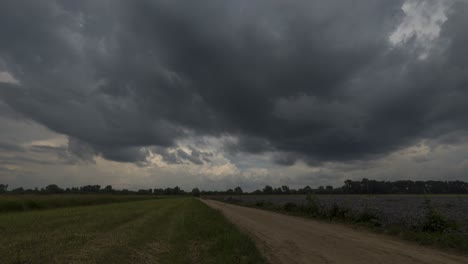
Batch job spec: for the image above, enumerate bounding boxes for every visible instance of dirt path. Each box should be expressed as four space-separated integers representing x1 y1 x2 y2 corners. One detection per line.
202 199 468 264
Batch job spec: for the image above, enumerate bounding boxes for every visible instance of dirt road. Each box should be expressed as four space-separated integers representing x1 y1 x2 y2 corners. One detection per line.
202 199 468 264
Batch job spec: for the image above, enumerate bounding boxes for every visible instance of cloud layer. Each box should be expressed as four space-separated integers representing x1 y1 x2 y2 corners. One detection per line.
1 0 468 168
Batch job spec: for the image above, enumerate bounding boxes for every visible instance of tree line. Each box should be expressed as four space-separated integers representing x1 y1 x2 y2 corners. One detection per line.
1 179 468 195
199 179 468 195
0 184 186 195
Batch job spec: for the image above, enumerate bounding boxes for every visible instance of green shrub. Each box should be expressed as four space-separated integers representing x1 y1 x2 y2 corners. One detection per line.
283 202 298 212
420 198 458 233
225 196 241 204
255 200 265 207
327 202 351 221
304 193 321 216
356 206 382 227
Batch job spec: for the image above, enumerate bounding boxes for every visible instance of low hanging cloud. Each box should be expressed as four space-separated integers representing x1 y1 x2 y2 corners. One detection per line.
0 0 468 166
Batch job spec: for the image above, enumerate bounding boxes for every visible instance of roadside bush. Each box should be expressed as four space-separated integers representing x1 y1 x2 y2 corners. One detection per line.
420 198 458 233
255 200 265 207
226 196 241 204
283 202 298 212
356 206 382 227
327 202 351 221
304 193 321 216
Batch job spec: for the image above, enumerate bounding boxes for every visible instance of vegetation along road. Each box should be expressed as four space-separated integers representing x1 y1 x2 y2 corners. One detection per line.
203 199 468 264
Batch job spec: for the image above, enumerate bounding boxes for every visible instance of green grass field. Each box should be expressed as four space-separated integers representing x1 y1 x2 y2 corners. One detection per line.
0 197 265 264
0 194 159 213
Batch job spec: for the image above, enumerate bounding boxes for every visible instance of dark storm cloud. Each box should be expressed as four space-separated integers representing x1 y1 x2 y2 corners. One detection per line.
0 155 57 166
272 152 299 166
0 136 98 165
1 0 467 165
66 137 96 163
150 146 212 165
152 147 182 165
176 149 203 165
224 136 273 154
0 141 24 152
0 101 23 119
26 141 95 165
0 166 13 172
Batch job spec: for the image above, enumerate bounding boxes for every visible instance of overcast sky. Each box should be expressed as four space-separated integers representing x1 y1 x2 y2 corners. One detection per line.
1 0 468 191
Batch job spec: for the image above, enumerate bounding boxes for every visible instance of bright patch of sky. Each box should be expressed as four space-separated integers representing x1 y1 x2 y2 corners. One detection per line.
0 71 19 84
389 0 452 59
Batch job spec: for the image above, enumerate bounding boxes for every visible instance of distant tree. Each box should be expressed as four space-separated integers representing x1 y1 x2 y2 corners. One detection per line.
164 187 174 195
252 189 262 194
45 184 64 194
11 187 24 194
273 187 283 194
234 187 243 194
0 184 7 193
80 185 101 193
104 185 113 193
317 186 325 194
153 188 165 195
281 185 290 194
263 185 273 194
192 188 200 197
427 181 448 194
361 178 369 193
343 180 362 194
137 189 152 194
447 181 467 194
326 186 333 192
164 186 182 195
300 186 312 194
226 188 234 194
